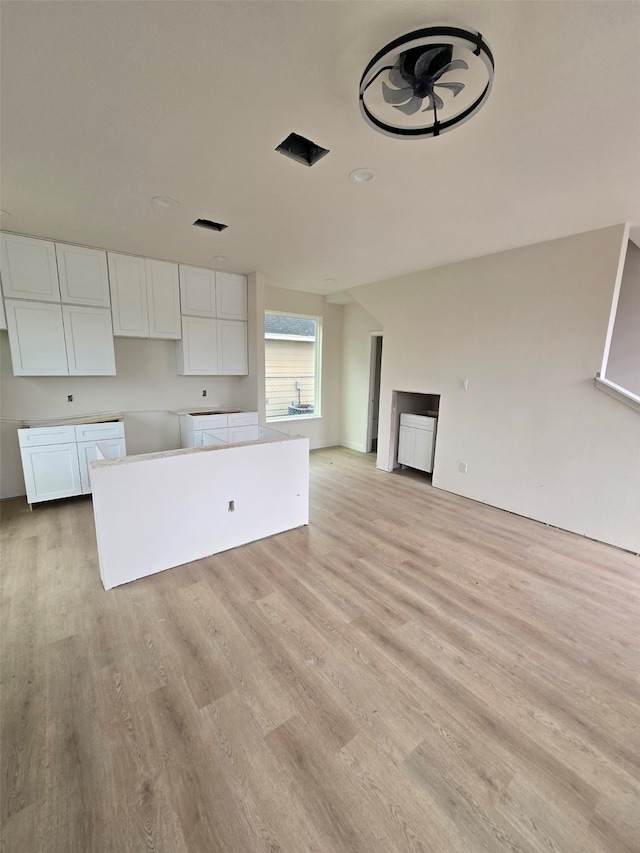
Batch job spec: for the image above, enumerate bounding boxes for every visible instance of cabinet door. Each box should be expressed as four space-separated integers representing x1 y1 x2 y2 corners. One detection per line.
62 305 116 375
56 244 110 307
20 443 81 503
108 252 149 337
5 299 68 375
179 265 216 317
0 233 60 302
146 259 181 339
216 272 247 320
0 283 6 331
413 428 435 473
77 437 126 494
397 425 414 467
228 425 259 443
177 316 218 374
217 319 248 375
201 428 228 446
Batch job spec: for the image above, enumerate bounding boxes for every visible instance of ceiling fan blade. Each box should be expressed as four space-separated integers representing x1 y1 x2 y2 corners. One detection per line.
436 81 465 96
432 59 469 81
382 81 413 105
414 47 447 79
394 95 423 115
388 65 406 89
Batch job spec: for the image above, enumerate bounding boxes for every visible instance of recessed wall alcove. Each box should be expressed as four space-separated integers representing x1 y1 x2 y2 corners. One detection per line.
389 390 440 473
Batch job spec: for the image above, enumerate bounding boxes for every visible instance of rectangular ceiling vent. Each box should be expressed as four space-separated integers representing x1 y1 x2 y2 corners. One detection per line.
193 218 228 232
276 132 329 167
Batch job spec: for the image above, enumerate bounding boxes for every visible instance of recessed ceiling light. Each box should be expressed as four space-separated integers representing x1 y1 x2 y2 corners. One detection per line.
151 196 179 208
349 169 374 184
214 255 228 264
324 277 338 285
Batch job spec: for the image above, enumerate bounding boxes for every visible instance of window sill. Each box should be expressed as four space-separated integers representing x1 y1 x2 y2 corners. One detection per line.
266 415 322 424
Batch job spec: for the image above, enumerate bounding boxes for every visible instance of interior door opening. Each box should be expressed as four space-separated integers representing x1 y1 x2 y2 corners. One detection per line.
367 334 383 453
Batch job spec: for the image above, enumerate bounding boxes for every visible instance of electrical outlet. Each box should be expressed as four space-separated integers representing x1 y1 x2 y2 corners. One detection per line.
228 500 235 512
459 461 468 473
67 394 73 402
202 389 207 397
459 378 469 391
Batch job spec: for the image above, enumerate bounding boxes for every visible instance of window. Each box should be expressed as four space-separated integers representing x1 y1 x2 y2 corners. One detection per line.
265 312 321 420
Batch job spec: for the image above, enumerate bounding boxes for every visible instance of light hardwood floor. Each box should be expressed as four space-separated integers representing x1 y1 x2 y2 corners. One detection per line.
1 447 639 853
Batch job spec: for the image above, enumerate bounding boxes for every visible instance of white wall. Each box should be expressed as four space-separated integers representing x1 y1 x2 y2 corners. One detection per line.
340 303 382 452
264 286 343 449
0 334 255 498
348 225 640 553
607 240 640 396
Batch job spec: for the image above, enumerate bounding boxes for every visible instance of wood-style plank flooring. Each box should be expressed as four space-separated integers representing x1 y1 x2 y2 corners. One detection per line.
1 447 639 853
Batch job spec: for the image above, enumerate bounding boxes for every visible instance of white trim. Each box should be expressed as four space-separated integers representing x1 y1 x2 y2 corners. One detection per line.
600 223 631 379
595 375 640 412
265 333 315 342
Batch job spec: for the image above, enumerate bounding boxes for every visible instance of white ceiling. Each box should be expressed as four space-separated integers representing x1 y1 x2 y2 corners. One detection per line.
1 1 639 296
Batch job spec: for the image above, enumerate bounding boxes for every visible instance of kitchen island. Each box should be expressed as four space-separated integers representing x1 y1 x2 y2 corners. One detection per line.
90 428 309 590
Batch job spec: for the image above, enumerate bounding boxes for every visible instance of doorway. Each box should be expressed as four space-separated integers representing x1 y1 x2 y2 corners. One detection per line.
366 334 383 453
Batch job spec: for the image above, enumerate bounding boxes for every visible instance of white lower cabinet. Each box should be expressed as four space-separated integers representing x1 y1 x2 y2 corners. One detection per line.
19 442 83 504
398 414 436 473
179 411 258 448
5 299 115 376
18 420 126 504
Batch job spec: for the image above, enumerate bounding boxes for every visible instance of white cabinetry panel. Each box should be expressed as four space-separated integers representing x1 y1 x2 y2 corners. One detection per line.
398 414 436 473
217 319 248 375
61 305 116 375
56 244 110 307
0 281 6 331
5 299 68 375
20 443 82 504
77 437 126 494
216 272 247 320
177 316 218 374
18 420 125 504
146 259 181 339
0 233 60 302
179 265 217 317
108 252 149 337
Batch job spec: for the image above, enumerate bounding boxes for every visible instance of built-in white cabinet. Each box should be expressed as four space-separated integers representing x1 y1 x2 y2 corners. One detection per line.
0 233 60 302
177 315 219 374
5 299 115 376
62 304 117 375
216 271 248 321
179 265 217 317
178 410 259 448
217 319 248 374
145 259 181 338
1 278 8 330
398 413 436 473
18 420 126 504
109 253 181 339
56 244 110 307
178 267 248 375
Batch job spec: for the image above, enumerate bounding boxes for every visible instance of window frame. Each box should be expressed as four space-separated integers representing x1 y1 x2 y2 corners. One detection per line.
264 310 322 422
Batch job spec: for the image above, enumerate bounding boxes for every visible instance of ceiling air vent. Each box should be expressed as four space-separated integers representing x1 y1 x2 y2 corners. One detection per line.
276 132 329 167
193 218 228 231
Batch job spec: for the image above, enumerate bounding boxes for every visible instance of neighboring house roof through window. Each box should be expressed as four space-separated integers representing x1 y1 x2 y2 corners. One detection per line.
264 315 316 337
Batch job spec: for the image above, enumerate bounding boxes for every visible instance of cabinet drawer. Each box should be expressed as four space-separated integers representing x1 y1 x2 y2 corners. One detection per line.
18 425 77 447
191 414 228 431
400 413 436 430
74 421 125 442
227 411 258 427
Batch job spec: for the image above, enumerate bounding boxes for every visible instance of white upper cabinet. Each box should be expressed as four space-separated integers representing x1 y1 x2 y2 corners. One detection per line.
56 244 110 307
108 252 149 337
0 233 60 302
4 299 115 376
179 265 217 317
109 253 181 339
176 315 218 374
216 272 247 321
217 319 248 374
61 305 116 375
145 259 181 339
4 299 69 375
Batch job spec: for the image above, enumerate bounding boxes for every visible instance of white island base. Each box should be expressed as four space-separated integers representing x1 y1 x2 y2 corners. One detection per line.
90 431 309 589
